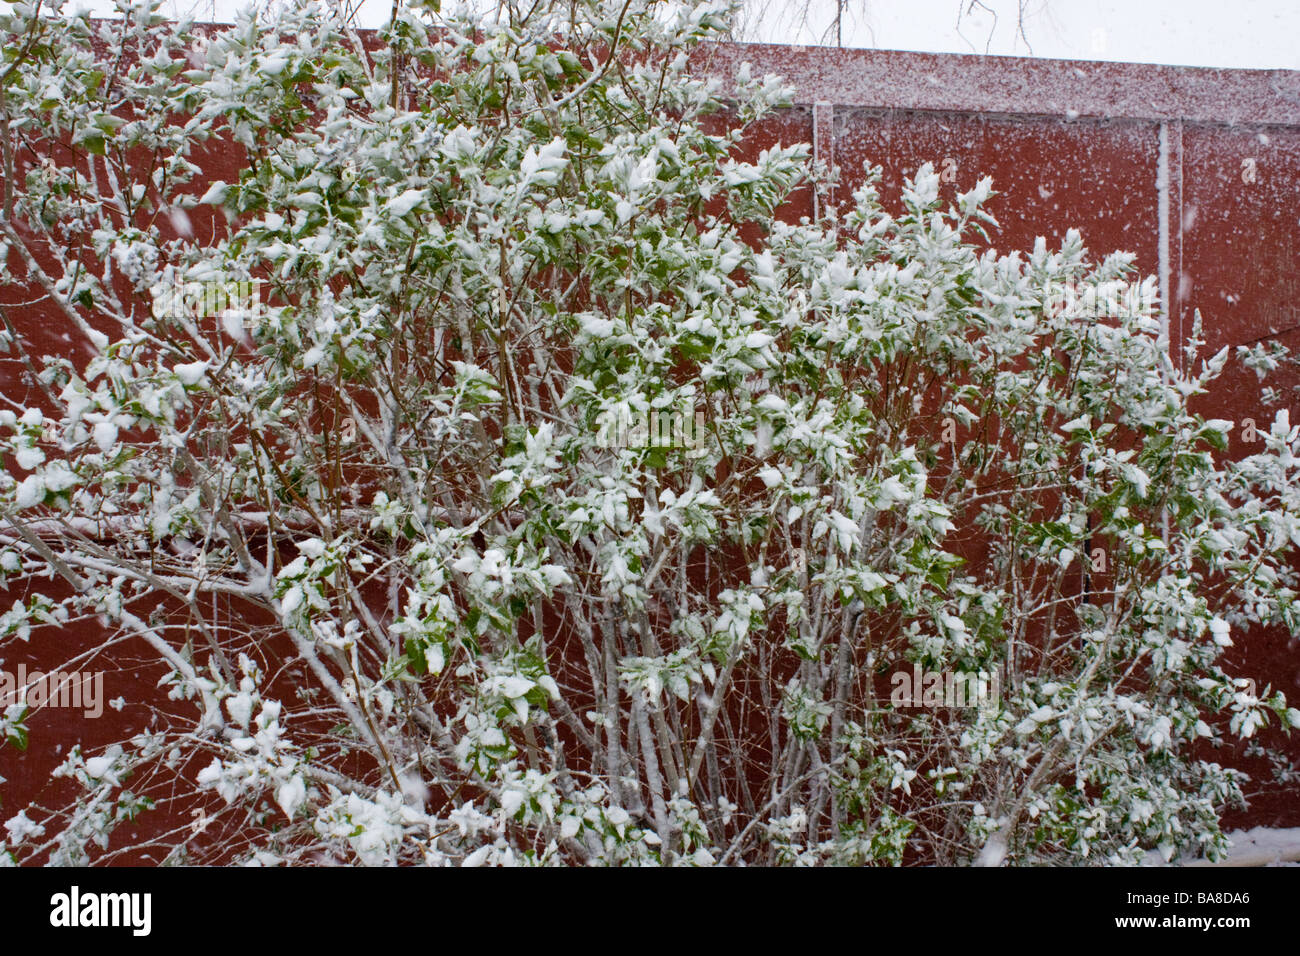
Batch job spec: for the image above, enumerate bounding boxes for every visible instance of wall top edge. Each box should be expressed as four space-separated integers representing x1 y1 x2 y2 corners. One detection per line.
693 42 1300 127
80 19 1300 128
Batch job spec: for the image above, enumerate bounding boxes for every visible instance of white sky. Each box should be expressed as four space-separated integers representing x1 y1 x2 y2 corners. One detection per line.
740 0 1300 70
73 0 1300 71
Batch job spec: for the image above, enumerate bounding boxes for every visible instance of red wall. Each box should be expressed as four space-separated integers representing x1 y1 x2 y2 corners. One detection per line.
706 43 1300 827
3 37 1298 854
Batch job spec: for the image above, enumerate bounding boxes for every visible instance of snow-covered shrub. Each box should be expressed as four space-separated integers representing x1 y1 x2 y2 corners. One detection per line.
0 0 1297 866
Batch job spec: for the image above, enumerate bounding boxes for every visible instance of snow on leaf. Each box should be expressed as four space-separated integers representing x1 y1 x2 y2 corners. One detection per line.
276 776 306 820
174 361 209 386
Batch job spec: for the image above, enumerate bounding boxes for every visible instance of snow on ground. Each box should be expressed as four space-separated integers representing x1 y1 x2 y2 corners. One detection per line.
1144 827 1300 866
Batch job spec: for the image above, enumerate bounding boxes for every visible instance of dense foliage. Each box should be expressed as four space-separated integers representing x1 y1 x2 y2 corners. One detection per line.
0 0 1297 865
